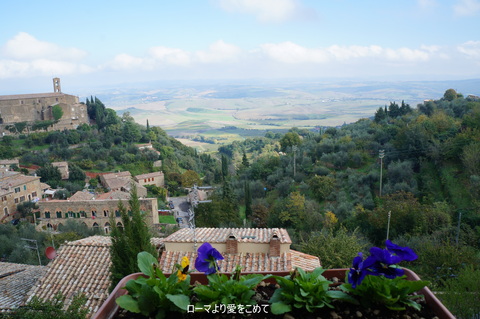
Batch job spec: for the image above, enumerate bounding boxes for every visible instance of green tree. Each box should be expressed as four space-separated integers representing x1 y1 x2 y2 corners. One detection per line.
181 170 202 188
68 164 86 183
51 105 64 121
299 227 369 268
109 185 157 291
279 131 302 152
36 165 62 186
308 175 335 202
9 292 88 319
443 88 458 101
374 107 386 123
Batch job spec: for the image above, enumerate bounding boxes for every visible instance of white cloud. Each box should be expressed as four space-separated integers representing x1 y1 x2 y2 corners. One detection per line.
148 47 191 66
215 0 312 22
196 40 242 63
2 32 87 61
259 43 433 64
260 42 328 63
0 32 92 78
457 41 480 58
454 0 480 16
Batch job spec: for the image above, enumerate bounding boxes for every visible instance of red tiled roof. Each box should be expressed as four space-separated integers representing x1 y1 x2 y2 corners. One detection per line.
26 236 164 318
0 262 46 312
159 250 320 273
164 228 292 244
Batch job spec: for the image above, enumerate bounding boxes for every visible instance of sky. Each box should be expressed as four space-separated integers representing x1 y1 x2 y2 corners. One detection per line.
1 0 480 94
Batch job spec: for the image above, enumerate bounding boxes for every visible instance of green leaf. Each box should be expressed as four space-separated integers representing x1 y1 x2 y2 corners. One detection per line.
270 302 291 315
166 294 190 311
326 290 359 305
116 295 140 313
138 252 158 277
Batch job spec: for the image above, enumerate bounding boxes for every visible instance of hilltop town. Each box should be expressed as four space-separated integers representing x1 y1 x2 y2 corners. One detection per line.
0 79 479 318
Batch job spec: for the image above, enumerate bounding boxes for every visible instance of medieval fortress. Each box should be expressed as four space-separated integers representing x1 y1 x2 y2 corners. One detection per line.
0 78 89 134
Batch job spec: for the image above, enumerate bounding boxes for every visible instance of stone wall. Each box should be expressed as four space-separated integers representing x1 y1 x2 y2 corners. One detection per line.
36 197 158 231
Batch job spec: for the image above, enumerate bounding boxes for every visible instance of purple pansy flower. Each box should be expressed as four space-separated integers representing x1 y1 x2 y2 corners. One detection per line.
195 242 224 275
366 247 404 279
385 240 418 262
348 252 369 289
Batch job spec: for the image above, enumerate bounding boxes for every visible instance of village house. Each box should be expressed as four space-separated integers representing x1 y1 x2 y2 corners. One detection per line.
159 227 321 273
0 171 42 220
99 171 147 197
35 190 158 233
52 161 69 180
0 159 19 171
134 171 165 188
0 78 88 134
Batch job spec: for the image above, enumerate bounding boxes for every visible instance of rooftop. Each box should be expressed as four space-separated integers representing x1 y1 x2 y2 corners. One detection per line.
164 227 292 244
25 236 163 318
134 171 164 180
159 249 320 273
0 262 46 313
0 92 67 101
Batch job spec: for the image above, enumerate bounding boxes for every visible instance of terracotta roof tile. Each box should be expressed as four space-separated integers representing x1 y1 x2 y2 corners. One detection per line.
290 250 321 270
134 172 164 180
164 228 292 244
0 262 47 312
26 236 163 318
159 250 298 273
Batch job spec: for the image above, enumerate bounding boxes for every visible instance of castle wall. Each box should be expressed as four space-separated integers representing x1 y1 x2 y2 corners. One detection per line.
0 92 88 133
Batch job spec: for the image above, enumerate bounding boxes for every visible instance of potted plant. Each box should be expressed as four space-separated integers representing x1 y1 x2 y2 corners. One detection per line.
93 241 455 319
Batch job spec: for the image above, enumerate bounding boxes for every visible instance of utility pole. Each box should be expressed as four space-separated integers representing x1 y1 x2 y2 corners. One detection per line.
456 211 462 246
292 145 298 177
188 184 212 251
379 149 385 197
386 211 392 241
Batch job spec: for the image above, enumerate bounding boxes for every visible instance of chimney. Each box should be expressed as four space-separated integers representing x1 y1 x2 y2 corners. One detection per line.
226 232 238 254
269 230 280 257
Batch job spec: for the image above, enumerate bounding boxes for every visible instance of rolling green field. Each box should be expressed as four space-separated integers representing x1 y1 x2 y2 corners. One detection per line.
108 79 480 151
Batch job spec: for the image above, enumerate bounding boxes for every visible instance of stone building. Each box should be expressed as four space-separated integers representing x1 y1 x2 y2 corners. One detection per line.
134 171 165 188
159 228 321 273
0 171 42 219
52 161 69 180
99 171 147 197
0 78 88 134
35 191 158 232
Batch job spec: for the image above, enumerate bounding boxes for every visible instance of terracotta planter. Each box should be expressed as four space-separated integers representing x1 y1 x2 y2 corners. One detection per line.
92 269 455 319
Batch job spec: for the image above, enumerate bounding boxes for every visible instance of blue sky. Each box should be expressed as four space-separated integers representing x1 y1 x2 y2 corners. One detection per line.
1 0 480 93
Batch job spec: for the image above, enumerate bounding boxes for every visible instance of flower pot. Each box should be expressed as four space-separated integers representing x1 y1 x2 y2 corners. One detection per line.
93 269 455 319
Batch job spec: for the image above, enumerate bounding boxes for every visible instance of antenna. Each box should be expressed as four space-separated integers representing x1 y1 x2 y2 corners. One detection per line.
20 238 42 265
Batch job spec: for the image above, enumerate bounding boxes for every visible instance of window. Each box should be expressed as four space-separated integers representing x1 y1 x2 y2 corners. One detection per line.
14 198 19 204
80 211 86 218
92 210 97 217
4 207 8 216
32 192 37 198
68 211 74 218
1 196 6 201
14 187 20 193
24 185 26 190
103 210 108 217
19 196 25 202
56 211 62 218
45 211 51 219
115 210 120 217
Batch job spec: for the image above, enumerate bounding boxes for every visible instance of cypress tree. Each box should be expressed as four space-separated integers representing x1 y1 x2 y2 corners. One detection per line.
109 185 157 291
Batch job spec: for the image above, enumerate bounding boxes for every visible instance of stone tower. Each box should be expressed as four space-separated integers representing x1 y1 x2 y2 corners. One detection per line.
53 77 61 93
